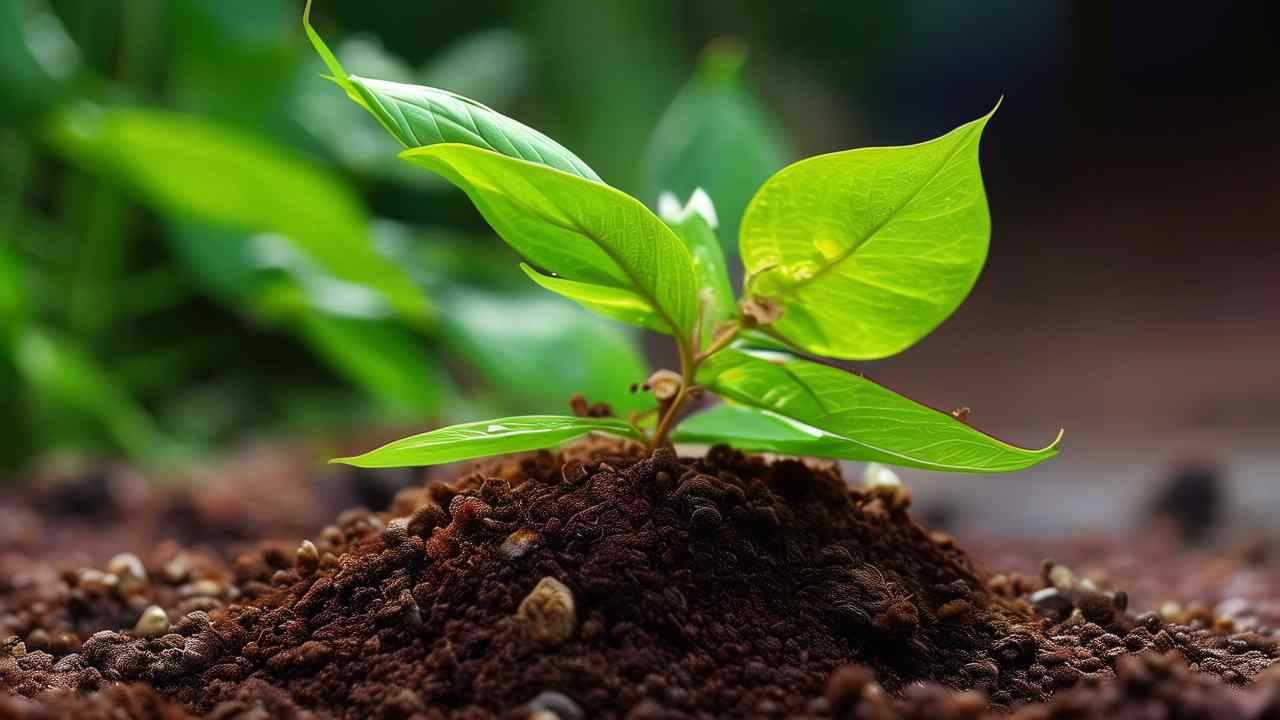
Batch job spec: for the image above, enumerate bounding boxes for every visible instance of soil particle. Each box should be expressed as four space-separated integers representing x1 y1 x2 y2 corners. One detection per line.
514 577 577 647
2 440 1278 718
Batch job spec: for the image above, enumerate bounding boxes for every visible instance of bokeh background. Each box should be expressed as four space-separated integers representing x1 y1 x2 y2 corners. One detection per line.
1 1 1276 537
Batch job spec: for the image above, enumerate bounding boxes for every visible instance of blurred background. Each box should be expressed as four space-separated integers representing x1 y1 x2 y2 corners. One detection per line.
1 0 1276 538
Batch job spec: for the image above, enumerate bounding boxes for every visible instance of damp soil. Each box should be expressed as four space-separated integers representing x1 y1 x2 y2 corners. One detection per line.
2 440 1279 719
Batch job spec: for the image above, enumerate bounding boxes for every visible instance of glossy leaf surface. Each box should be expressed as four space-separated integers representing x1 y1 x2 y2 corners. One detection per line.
520 264 666 335
403 144 699 340
697 348 1061 472
304 2 599 181
332 415 640 468
740 108 996 360
672 402 851 456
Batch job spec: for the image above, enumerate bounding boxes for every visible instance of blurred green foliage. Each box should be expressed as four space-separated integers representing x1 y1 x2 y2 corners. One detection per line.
0 0 792 472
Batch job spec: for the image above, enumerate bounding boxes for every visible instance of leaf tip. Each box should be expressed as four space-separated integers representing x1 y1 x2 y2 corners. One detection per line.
1047 427 1065 452
302 0 357 94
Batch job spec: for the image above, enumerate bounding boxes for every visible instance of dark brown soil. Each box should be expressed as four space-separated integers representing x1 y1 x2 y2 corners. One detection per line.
2 441 1278 718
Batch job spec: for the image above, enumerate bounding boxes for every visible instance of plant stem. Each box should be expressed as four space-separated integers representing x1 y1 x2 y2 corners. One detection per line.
649 321 741 448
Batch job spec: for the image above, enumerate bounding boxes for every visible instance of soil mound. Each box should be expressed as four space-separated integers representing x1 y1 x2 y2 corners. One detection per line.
1 442 1276 718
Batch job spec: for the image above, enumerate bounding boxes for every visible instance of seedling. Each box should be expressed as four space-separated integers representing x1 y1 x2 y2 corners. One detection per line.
306 5 1062 473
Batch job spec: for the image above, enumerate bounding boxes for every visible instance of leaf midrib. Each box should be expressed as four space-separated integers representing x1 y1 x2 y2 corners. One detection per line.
532 202 685 338
770 122 979 297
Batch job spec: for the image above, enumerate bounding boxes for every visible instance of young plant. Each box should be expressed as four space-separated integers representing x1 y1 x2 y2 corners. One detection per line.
306 5 1063 473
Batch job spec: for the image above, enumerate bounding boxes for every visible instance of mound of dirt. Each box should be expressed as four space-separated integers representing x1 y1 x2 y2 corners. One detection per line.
1 441 1277 718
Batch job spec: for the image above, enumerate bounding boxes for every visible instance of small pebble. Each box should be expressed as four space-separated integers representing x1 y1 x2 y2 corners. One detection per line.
134 606 170 639
862 463 900 489
1047 563 1076 592
517 577 576 646
526 690 583 720
163 553 191 583
500 529 539 561
296 540 320 574
180 579 224 598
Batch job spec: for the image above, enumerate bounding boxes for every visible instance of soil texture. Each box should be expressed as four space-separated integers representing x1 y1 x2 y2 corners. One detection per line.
2 440 1278 718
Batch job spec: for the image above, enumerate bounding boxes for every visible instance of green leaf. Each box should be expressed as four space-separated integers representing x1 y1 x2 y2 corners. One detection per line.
441 289 649 414
659 188 736 341
14 326 170 460
47 105 432 326
303 2 599 182
697 347 1061 473
0 237 26 331
402 144 699 342
645 40 791 252
673 402 853 457
332 415 641 468
291 312 445 417
740 106 997 360
520 263 667 335
0 0 61 124
166 223 444 417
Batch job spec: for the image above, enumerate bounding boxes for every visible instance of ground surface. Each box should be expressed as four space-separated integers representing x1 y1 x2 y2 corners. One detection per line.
2 441 1279 718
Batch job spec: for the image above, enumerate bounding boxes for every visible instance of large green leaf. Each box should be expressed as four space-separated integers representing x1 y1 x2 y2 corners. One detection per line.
645 41 790 252
659 188 735 342
740 107 997 360
697 348 1060 473
402 144 699 341
441 289 649 414
47 106 432 325
303 2 599 182
332 415 640 468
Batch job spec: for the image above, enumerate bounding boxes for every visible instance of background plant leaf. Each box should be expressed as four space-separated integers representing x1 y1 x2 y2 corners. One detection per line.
645 40 791 254
441 289 649 414
660 189 736 342
0 0 62 125
740 108 996 360
14 327 170 460
283 310 445 417
167 224 445 418
403 144 700 341
47 105 433 326
697 347 1060 472
0 238 26 333
332 415 640 468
